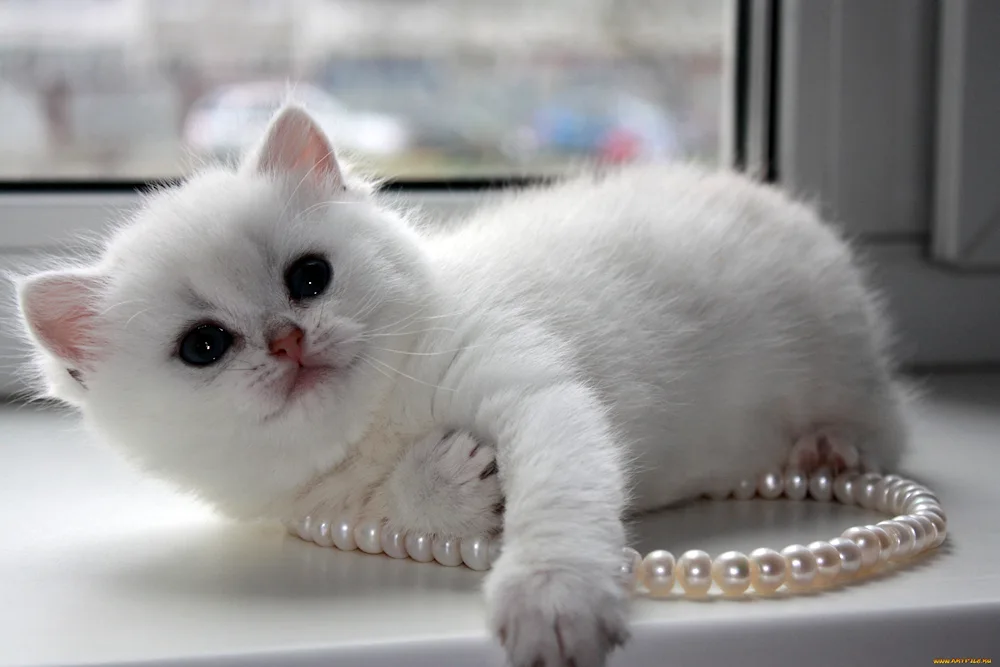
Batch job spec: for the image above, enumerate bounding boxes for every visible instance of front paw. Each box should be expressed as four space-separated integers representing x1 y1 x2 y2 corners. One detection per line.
385 429 504 538
486 556 630 667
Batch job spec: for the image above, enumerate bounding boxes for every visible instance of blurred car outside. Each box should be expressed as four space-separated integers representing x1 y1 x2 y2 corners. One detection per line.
182 81 411 160
505 88 681 164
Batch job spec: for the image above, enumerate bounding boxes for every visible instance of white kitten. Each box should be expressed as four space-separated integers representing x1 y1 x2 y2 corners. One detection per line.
15 106 908 667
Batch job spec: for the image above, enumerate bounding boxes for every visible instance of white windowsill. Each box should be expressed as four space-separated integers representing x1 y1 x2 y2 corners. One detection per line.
0 374 997 666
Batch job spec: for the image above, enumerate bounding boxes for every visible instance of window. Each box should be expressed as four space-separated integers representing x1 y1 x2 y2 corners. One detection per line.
0 0 732 181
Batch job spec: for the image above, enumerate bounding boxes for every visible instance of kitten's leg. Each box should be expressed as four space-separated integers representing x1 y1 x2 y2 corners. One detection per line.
468 382 630 667
381 429 504 538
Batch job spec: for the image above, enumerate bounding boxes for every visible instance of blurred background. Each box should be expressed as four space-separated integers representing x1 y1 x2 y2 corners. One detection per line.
0 0 729 181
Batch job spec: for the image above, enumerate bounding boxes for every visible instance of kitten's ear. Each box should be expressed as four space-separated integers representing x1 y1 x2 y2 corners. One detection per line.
17 270 104 367
247 105 344 189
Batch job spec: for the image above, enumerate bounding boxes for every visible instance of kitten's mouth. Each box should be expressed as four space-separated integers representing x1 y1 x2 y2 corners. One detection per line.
286 365 333 397
280 354 358 401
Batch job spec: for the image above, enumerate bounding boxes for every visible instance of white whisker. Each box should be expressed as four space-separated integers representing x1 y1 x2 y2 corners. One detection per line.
124 307 153 328
368 344 481 357
364 304 431 335
360 354 455 392
364 326 459 338
365 304 474 335
357 357 394 383
98 299 147 316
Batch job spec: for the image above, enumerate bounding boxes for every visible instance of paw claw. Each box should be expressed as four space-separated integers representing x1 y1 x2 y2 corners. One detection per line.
479 459 499 480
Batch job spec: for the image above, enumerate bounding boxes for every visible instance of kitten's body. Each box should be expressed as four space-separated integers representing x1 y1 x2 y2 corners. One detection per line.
417 165 904 509
15 107 907 667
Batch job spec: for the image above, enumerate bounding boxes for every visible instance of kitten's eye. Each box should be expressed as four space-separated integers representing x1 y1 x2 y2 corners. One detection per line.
285 255 332 301
179 324 233 367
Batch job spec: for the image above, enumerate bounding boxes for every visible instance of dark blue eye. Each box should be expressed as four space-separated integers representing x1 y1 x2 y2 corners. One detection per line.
179 324 233 366
285 255 332 301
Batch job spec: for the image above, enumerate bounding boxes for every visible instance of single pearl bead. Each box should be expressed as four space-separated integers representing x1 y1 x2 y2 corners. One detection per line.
829 537 863 575
912 498 945 512
783 469 809 501
380 525 408 559
886 480 913 513
891 482 922 510
853 473 882 509
878 520 915 559
310 519 334 548
833 472 859 505
405 533 434 562
914 515 938 548
781 544 818 589
432 536 463 567
921 513 947 547
902 488 939 508
488 537 503 566
907 492 939 505
873 478 898 513
914 511 947 536
296 515 314 541
888 482 917 513
911 502 947 523
640 550 676 597
331 518 357 551
749 548 786 594
758 470 784 500
461 536 492 571
904 495 940 515
619 547 642 590
354 520 383 554
677 550 713 596
808 468 834 502
733 477 757 500
712 551 751 596
841 527 881 569
895 515 928 553
865 524 896 562
898 515 932 553
807 541 842 584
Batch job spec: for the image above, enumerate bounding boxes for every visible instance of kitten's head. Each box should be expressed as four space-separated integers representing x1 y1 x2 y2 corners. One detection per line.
14 106 432 517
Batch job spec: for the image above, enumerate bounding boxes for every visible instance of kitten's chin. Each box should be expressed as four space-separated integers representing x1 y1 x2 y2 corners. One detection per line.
263 358 360 422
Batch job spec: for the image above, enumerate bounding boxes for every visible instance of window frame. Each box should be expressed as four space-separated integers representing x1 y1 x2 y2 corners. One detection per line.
931 0 1000 269
773 0 1000 367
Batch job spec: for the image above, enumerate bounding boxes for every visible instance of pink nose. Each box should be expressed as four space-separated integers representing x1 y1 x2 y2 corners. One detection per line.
268 326 304 364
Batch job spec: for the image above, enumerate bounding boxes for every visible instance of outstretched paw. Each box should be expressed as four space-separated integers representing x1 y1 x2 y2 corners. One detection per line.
487 558 629 667
385 428 504 538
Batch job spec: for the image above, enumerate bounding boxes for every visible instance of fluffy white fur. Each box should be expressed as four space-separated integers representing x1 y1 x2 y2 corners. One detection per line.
15 106 908 667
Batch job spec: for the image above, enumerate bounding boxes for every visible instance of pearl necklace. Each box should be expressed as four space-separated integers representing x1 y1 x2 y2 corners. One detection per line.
286 468 947 597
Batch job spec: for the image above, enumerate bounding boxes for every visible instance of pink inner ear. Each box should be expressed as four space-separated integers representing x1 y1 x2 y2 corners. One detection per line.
255 106 343 188
21 274 102 367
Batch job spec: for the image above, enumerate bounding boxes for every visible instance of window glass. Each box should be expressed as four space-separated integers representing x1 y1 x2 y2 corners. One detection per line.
0 0 732 180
